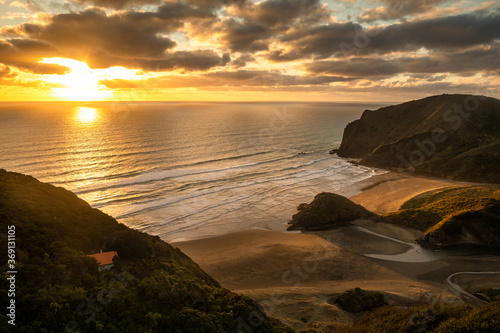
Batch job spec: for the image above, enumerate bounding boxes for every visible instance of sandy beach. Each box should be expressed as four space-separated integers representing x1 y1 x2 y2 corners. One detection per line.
173 173 500 331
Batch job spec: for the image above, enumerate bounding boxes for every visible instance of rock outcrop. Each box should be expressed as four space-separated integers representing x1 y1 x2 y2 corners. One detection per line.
287 192 378 231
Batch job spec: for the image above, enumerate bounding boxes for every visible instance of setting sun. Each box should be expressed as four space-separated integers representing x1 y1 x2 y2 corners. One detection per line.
39 58 139 101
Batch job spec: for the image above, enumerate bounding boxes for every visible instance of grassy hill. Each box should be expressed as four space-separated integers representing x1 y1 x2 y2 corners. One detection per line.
336 94 500 183
338 301 500 333
286 192 377 231
383 186 500 249
0 169 287 332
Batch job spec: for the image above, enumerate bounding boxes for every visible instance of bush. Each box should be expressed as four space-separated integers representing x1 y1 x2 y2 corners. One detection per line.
333 288 385 313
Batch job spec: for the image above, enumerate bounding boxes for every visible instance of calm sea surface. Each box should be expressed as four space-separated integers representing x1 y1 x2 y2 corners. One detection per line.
0 102 388 241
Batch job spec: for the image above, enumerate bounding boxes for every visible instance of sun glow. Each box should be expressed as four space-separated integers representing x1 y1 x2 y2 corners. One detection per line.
40 58 139 101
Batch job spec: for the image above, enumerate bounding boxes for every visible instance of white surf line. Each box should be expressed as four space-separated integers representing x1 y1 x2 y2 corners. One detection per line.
446 271 500 306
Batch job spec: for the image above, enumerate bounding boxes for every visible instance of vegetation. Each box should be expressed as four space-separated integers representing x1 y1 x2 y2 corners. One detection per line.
331 288 385 313
336 94 500 183
476 289 500 301
382 186 500 248
338 301 500 333
0 170 287 332
287 192 377 231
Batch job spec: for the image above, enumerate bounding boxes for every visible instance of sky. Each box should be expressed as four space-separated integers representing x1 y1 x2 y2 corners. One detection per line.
0 0 498 102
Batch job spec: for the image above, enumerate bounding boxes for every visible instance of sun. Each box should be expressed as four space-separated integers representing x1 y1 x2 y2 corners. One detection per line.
40 58 112 101
40 58 139 101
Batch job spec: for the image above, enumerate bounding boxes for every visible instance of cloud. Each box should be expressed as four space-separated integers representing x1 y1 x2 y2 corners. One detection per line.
270 13 500 60
0 39 68 74
0 5 225 72
366 13 500 52
266 21 362 60
73 0 246 9
194 0 329 52
219 20 271 52
72 0 162 10
358 0 451 22
228 0 328 28
229 53 254 68
0 65 16 78
305 58 401 77
304 43 500 77
101 69 353 89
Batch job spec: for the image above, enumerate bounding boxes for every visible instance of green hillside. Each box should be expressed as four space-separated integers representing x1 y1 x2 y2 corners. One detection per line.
383 186 500 249
0 169 286 332
336 94 500 183
339 301 500 333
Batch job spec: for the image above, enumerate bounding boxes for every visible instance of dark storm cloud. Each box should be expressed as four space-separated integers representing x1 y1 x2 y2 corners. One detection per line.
270 13 500 60
358 0 450 22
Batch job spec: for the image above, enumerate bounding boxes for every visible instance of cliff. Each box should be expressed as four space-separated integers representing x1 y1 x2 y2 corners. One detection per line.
0 169 285 332
336 94 500 183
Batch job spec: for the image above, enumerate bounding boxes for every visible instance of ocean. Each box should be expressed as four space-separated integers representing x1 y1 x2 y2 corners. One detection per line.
0 101 389 241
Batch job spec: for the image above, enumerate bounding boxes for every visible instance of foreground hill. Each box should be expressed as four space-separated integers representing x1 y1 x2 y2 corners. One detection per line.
0 169 285 332
336 94 500 183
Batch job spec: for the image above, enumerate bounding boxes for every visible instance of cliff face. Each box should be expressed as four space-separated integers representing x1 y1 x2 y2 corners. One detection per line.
0 170 284 332
337 94 500 183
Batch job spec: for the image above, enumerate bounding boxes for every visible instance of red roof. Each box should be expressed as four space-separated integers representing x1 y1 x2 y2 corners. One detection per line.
88 251 118 266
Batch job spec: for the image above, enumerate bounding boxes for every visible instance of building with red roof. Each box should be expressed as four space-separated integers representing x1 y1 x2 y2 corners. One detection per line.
87 251 118 271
